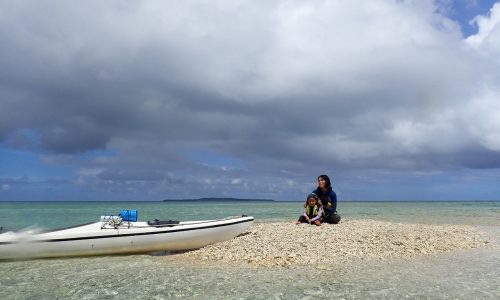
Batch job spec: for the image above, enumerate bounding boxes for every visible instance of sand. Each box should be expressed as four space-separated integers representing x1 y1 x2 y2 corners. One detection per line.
175 219 490 267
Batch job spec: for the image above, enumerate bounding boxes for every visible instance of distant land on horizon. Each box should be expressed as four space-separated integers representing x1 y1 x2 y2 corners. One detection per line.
162 197 275 202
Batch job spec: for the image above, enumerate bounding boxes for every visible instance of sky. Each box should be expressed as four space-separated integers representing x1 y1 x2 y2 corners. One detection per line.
1 0 500 201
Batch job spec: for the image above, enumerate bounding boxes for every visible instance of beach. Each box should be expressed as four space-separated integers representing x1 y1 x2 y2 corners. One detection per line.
179 219 490 267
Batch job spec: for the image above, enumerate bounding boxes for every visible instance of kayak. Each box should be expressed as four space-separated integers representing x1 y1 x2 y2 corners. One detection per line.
0 211 254 260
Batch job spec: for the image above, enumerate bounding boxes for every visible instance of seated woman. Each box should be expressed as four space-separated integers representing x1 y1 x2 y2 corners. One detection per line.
313 174 341 224
295 193 323 225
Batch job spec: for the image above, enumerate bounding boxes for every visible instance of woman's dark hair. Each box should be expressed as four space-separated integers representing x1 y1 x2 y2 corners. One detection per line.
318 174 331 188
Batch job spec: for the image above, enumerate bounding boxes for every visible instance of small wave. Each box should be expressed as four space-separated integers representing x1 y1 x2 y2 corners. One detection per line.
0 225 46 243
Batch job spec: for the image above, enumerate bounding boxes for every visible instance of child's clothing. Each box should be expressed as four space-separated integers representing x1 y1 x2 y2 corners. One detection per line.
297 205 323 223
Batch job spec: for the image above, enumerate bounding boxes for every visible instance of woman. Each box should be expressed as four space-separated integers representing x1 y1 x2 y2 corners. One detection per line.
312 175 341 224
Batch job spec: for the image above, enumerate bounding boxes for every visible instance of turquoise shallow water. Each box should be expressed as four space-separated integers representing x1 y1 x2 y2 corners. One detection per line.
1 200 498 230
0 201 499 299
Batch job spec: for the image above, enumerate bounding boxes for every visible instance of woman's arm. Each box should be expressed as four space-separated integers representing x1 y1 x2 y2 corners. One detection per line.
330 191 337 212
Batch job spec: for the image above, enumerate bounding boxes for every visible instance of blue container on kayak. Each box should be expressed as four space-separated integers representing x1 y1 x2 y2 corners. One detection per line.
120 209 138 222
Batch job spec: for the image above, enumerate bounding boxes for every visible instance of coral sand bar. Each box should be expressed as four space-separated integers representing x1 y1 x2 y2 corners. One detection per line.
175 220 489 267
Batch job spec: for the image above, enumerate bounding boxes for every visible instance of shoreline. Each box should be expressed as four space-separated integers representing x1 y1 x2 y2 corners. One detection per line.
172 219 490 267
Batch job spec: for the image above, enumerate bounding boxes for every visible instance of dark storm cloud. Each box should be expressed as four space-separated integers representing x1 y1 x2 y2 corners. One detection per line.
1 1 500 199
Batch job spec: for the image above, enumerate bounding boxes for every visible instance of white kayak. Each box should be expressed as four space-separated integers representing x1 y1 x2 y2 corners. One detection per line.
0 214 254 260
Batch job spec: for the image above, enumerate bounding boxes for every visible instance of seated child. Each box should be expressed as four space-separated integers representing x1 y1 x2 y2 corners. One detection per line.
295 193 323 225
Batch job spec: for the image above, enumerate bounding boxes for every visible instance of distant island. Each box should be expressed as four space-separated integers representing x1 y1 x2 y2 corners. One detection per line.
162 197 275 202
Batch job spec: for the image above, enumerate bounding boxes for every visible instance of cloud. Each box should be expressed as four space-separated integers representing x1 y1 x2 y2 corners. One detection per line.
1 0 500 200
466 2 500 50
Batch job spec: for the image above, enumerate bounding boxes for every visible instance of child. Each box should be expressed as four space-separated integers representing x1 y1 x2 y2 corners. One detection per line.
295 193 323 225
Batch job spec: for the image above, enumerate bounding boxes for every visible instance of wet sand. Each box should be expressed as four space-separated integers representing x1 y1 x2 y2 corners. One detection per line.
176 219 490 267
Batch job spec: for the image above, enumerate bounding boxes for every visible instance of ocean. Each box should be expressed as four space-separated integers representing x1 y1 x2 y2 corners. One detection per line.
0 201 499 299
